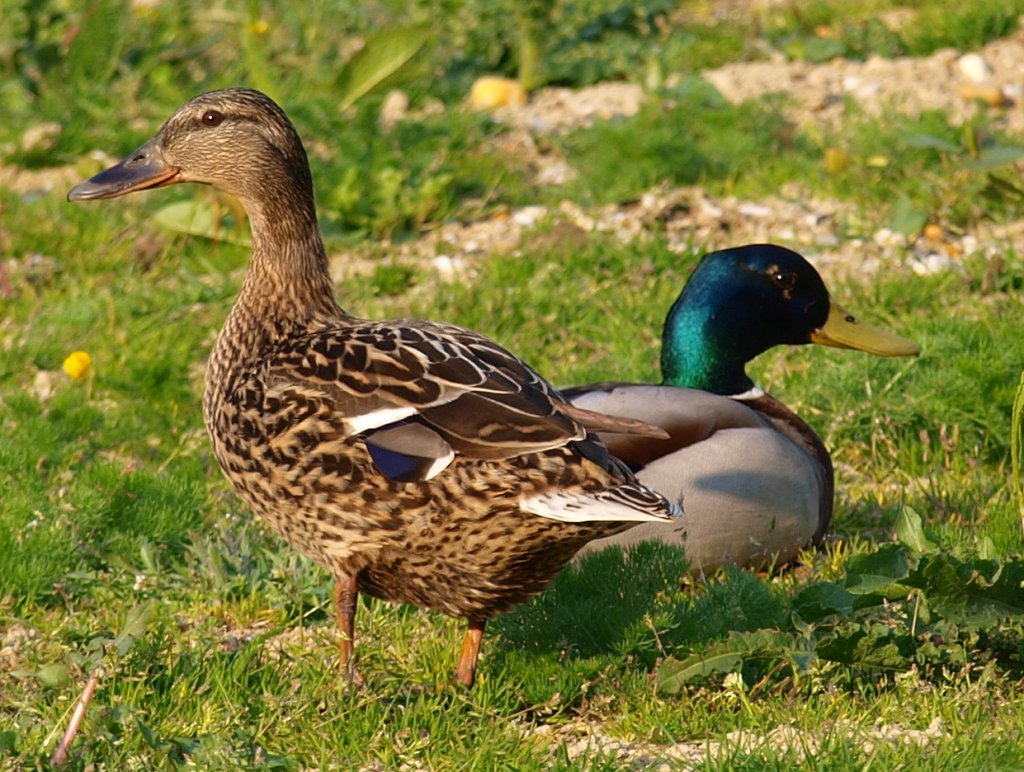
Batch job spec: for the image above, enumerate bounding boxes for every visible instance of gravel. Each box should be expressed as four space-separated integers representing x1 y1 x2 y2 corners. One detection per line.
365 32 1024 286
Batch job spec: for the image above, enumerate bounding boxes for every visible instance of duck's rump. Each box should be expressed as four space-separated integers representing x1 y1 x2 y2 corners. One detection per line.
356 510 625 618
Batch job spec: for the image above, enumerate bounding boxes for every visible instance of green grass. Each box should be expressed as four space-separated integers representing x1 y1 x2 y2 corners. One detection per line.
2 0 1024 768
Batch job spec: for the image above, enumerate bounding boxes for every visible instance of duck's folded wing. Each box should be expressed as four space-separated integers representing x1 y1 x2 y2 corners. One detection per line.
257 322 588 480
565 383 770 469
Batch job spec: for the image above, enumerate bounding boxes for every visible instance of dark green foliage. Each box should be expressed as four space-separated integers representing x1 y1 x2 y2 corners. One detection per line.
657 509 1024 694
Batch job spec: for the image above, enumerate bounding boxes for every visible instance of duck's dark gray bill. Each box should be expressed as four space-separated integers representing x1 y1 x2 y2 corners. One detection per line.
67 137 179 201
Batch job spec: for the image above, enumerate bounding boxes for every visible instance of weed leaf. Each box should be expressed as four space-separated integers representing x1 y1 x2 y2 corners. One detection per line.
965 145 1024 170
657 630 809 693
337 25 431 110
905 133 963 153
844 544 911 597
895 506 936 555
792 581 856 622
153 200 250 245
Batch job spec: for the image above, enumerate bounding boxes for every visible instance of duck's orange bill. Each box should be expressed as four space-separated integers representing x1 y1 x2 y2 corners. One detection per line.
68 137 180 201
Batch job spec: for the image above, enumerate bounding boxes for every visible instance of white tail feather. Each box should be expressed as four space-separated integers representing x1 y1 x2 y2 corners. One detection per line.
521 490 680 524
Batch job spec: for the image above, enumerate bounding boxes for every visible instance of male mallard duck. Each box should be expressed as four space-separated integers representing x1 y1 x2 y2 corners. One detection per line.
566 244 919 574
68 88 679 687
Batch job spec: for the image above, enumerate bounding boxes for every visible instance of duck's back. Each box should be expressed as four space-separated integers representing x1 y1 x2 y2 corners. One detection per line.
567 384 827 572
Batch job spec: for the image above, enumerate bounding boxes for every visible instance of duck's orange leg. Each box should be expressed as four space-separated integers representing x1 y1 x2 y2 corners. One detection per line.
333 574 365 686
453 618 486 688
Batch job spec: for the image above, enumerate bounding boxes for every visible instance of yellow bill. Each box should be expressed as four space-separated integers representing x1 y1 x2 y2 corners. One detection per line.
810 303 920 357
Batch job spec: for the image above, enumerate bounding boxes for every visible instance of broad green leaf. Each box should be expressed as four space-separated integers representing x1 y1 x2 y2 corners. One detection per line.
904 133 963 153
112 603 152 656
977 536 997 561
36 662 69 687
889 195 928 236
793 581 855 621
657 651 742 694
816 623 910 670
337 25 431 110
845 544 911 596
657 630 809 694
965 145 1024 170
153 200 250 245
0 730 17 754
918 555 1024 627
895 506 935 555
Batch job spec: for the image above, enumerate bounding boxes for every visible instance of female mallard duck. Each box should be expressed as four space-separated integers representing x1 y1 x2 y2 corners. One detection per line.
566 244 919 574
68 88 679 687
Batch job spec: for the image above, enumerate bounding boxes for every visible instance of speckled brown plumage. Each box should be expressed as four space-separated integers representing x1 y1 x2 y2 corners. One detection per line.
68 88 679 686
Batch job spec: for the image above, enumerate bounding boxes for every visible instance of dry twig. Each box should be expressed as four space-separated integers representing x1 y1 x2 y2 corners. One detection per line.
50 668 101 767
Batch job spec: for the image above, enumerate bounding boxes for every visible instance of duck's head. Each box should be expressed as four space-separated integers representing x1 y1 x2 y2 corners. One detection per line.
68 88 312 215
661 244 919 394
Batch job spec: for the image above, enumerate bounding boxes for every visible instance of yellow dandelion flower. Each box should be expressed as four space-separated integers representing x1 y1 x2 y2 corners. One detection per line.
247 19 270 36
63 351 92 381
468 77 527 111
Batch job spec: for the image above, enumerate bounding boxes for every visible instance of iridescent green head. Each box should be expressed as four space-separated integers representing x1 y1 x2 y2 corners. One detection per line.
660 244 919 395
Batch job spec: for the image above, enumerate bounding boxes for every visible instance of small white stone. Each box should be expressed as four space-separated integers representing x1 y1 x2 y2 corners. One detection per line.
957 53 993 84
854 80 881 99
378 90 409 130
431 254 467 281
512 205 547 227
911 253 955 275
698 199 723 219
872 228 903 248
30 370 56 403
738 202 772 218
534 160 576 185
1002 83 1023 101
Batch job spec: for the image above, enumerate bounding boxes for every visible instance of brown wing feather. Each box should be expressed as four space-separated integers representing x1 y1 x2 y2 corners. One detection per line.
556 401 671 439
262 319 586 461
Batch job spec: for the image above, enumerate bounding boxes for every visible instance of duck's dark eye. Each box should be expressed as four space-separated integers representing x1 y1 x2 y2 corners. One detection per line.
201 110 224 127
770 269 797 291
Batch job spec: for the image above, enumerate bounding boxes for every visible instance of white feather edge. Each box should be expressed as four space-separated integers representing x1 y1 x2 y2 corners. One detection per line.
343 405 420 435
729 384 766 400
340 388 471 437
420 448 456 480
520 490 680 523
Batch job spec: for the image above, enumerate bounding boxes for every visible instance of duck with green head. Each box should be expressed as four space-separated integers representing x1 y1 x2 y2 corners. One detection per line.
566 244 920 573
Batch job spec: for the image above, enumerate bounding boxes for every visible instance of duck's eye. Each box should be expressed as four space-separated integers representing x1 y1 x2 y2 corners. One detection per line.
201 110 224 127
770 270 797 291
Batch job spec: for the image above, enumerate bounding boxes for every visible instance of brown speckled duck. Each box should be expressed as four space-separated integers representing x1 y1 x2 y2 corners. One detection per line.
68 88 679 687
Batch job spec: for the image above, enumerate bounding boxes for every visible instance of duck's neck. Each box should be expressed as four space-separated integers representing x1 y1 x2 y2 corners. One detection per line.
660 295 755 396
205 189 347 410
235 186 347 331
